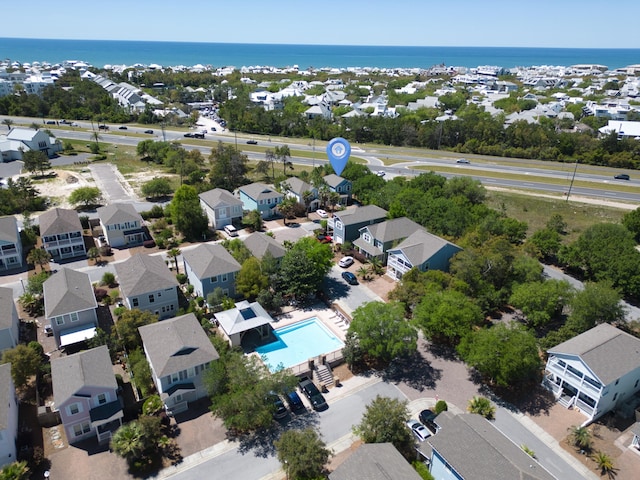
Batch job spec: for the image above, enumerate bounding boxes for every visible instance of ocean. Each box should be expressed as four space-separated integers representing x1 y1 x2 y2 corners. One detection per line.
1 37 639 71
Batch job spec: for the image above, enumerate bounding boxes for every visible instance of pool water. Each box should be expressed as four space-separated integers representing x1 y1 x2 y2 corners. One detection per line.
256 318 344 372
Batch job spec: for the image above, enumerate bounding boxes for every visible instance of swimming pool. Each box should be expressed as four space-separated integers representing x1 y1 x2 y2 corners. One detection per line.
256 318 344 372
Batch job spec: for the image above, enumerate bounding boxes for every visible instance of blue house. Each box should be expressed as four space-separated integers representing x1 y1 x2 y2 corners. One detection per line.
238 182 283 219
323 174 352 205
330 205 387 245
182 244 241 301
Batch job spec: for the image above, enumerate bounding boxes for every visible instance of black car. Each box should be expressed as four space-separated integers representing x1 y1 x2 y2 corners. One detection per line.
299 379 328 411
144 129 154 134
184 132 194 138
118 125 128 130
268 392 288 419
419 409 440 435
285 391 305 413
614 174 630 180
246 140 258 145
342 271 358 285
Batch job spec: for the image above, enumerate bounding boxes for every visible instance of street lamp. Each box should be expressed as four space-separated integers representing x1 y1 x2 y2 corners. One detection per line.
284 459 289 480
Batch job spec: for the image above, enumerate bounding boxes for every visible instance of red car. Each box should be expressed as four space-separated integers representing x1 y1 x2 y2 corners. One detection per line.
316 234 332 244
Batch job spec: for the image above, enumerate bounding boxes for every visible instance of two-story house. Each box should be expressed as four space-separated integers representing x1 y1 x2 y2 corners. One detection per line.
0 363 18 468
182 244 241 301
353 217 422 264
0 127 62 162
386 229 462 281
96 203 145 248
199 188 243 230
115 254 179 320
0 287 19 354
330 205 387 245
329 443 422 480
238 182 283 219
51 346 123 445
543 323 640 425
139 313 219 415
0 216 23 272
323 174 352 205
284 177 319 212
38 207 86 260
243 232 286 263
43 268 98 349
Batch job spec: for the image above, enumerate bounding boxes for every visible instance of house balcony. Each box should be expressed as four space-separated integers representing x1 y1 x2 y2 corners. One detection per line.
575 398 595 417
546 359 602 397
0 247 18 257
44 238 83 248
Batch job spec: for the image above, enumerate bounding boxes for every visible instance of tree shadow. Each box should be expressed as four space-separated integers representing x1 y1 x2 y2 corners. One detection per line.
321 276 350 301
379 352 442 391
427 342 460 361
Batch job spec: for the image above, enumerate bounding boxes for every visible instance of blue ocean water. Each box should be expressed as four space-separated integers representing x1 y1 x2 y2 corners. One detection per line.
1 37 639 70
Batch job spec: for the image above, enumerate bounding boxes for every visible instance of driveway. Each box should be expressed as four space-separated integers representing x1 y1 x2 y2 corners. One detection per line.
89 163 138 203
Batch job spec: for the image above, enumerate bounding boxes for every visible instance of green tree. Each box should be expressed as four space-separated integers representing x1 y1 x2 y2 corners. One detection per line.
242 209 264 232
128 348 155 397
274 428 331 480
567 425 592 451
278 196 298 225
68 186 103 208
167 248 181 274
413 290 484 345
277 237 333 301
591 451 615 475
347 301 417 364
87 246 101 264
622 207 640 243
168 185 208 240
509 280 573 328
222 238 253 264
110 415 174 470
0 461 30 480
467 396 495 420
141 177 174 199
275 144 292 175
101 271 117 287
526 228 562 262
114 309 158 351
566 281 625 333
24 270 50 296
22 150 51 177
2 118 14 131
457 323 541 388
353 395 414 460
1 344 42 389
209 141 248 190
236 257 268 300
26 247 51 272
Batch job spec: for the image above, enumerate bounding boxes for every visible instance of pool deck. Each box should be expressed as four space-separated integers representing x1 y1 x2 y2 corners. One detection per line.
272 303 349 342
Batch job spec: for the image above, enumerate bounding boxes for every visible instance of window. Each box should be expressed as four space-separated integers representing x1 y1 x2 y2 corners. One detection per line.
148 294 155 303
613 392 618 402
210 276 217 283
132 298 139 307
157 291 162 297
55 317 64 326
97 393 107 405
362 233 371 243
221 273 228 282
69 403 81 415
72 422 91 437
70 312 79 322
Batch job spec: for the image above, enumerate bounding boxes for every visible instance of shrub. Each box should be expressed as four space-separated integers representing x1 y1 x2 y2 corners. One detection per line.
467 396 495 420
94 288 108 302
176 273 187 284
142 395 164 416
101 272 116 287
113 306 126 318
435 400 448 414
186 284 194 295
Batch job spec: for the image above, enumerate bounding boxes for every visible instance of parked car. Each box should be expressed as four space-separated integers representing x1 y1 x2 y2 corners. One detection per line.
456 158 470 164
299 379 328 411
338 256 354 268
118 125 128 130
316 234 332 244
144 129 154 134
407 419 431 442
614 174 630 180
418 409 441 435
316 209 328 218
184 132 194 138
43 324 53 336
342 271 358 285
247 140 258 145
224 224 238 237
45 120 56 124
376 170 386 177
70 122 78 127
268 392 288 419
211 127 217 132
285 391 305 413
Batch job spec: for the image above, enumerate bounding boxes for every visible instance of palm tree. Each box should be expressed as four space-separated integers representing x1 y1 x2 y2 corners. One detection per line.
467 396 495 420
0 460 30 480
88 246 101 265
265 149 276 180
26 247 51 272
275 145 292 175
2 118 13 131
357 266 369 281
567 425 593 451
591 451 615 476
302 190 315 217
167 248 181 274
110 423 144 463
91 131 101 151
368 256 384 276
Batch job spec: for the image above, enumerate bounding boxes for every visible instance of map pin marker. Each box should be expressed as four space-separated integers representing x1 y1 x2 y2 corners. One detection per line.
326 137 351 176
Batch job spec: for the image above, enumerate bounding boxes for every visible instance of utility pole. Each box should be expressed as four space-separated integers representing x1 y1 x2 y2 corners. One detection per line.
566 158 579 202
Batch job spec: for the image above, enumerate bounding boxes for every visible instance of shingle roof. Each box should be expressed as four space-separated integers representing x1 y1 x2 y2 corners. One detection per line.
0 363 13 430
198 188 242 209
425 413 556 480
0 286 17 331
0 216 19 243
138 313 219 377
51 346 117 407
360 217 421 243
334 205 387 226
115 254 178 297
391 229 461 266
243 233 286 260
97 203 142 225
182 244 241 279
548 323 640 385
329 443 422 480
239 183 283 202
43 268 97 318
323 174 348 189
38 208 82 236
285 177 314 197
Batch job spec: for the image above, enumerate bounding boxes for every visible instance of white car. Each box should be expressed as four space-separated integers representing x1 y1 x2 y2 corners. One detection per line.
316 209 328 218
376 170 386 177
456 158 470 164
407 419 431 442
338 256 354 268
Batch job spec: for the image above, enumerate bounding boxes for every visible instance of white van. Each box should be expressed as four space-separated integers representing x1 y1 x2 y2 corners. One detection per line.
224 225 238 237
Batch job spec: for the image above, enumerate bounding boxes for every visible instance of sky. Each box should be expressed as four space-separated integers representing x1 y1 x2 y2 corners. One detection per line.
3 0 640 49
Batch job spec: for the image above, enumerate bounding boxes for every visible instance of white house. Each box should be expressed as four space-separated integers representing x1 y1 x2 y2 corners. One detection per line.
38 208 86 260
0 127 62 162
198 188 243 230
0 363 18 468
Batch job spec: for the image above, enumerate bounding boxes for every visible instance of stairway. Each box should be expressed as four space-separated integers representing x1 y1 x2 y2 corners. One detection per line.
314 363 334 389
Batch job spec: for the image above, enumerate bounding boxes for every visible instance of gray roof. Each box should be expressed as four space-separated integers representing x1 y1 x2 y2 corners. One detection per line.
199 188 242 209
323 174 349 189
182 244 241 279
285 177 314 197
0 363 13 430
38 208 82 236
360 217 422 243
334 205 388 226
239 182 283 202
97 203 142 225
51 346 117 407
0 216 19 243
214 300 274 336
115 254 178 297
391 229 461 266
329 443 422 480
0 286 17 331
44 268 97 318
548 323 640 385
138 313 219 377
243 232 286 260
424 413 557 480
